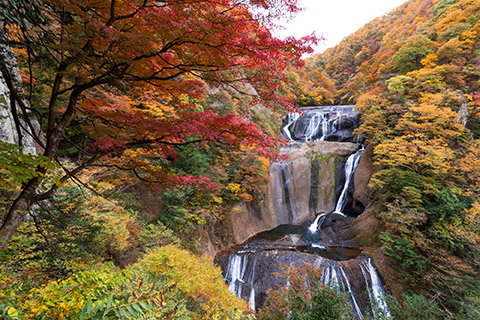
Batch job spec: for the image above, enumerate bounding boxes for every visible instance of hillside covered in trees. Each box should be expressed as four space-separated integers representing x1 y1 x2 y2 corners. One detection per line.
295 0 480 316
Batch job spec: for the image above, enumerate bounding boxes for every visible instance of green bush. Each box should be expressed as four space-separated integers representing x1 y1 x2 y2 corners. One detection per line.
257 264 352 320
387 294 444 320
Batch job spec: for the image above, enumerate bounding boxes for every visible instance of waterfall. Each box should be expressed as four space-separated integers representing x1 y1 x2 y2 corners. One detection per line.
225 254 248 298
334 147 364 215
304 113 323 141
282 112 301 141
321 263 364 320
225 254 257 310
281 105 359 143
359 257 391 318
308 213 326 232
219 105 390 318
247 256 257 310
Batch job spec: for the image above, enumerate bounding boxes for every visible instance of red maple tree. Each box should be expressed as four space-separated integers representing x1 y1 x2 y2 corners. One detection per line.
0 0 316 246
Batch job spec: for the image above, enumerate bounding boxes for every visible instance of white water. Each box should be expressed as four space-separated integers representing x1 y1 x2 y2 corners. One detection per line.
334 148 364 215
248 256 257 310
322 264 340 291
225 254 257 310
304 113 323 141
308 213 326 232
226 255 248 296
249 287 256 310
282 112 301 141
321 263 364 319
359 257 391 319
282 105 358 142
339 267 364 320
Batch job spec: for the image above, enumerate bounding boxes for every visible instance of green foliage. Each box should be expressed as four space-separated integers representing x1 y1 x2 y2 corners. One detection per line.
139 221 182 249
380 232 426 286
386 294 444 320
386 76 413 96
0 0 45 28
438 22 471 41
371 168 425 202
158 187 206 234
391 35 434 73
172 144 214 177
423 187 472 250
458 287 480 320
433 0 461 16
0 186 105 274
257 264 352 320
0 141 57 191
379 197 428 236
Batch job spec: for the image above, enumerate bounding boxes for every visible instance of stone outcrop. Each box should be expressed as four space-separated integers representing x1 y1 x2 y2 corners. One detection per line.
353 144 376 209
0 34 42 154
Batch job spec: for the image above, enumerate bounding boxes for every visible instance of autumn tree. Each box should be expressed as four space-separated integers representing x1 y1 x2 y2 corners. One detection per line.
0 0 315 247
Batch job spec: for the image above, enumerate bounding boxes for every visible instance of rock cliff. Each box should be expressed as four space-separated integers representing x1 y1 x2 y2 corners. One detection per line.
225 141 361 246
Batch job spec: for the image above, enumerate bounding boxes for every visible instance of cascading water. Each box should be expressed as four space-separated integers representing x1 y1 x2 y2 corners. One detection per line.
282 105 359 143
359 258 391 318
225 254 257 310
282 112 301 141
334 147 364 215
219 105 390 318
225 254 248 296
322 262 363 319
308 213 326 233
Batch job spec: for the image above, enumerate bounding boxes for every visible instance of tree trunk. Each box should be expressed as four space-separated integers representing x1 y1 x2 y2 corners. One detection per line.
0 178 38 249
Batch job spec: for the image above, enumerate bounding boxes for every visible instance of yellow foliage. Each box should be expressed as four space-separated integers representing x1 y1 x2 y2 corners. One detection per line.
418 92 442 105
375 103 463 176
375 136 455 175
355 91 392 144
458 141 480 187
396 103 463 140
140 245 249 319
421 53 438 67
127 92 179 119
227 183 244 195
449 201 480 245
85 195 138 251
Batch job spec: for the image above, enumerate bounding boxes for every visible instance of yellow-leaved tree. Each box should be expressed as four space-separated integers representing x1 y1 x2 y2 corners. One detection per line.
2 245 250 319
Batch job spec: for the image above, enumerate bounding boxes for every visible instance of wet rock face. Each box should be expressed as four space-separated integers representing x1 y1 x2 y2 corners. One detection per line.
223 141 360 247
353 144 376 209
267 142 359 226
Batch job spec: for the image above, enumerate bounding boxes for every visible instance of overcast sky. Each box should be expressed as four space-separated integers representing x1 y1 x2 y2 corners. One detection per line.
276 0 407 52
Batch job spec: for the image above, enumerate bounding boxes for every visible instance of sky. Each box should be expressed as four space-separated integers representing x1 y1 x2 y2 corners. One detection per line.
277 0 408 52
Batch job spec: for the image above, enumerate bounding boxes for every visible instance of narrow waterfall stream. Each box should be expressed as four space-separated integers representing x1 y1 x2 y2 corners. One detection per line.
333 148 364 216
217 106 390 319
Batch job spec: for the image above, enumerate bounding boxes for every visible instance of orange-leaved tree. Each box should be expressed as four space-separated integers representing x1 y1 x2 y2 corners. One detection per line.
0 0 316 247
